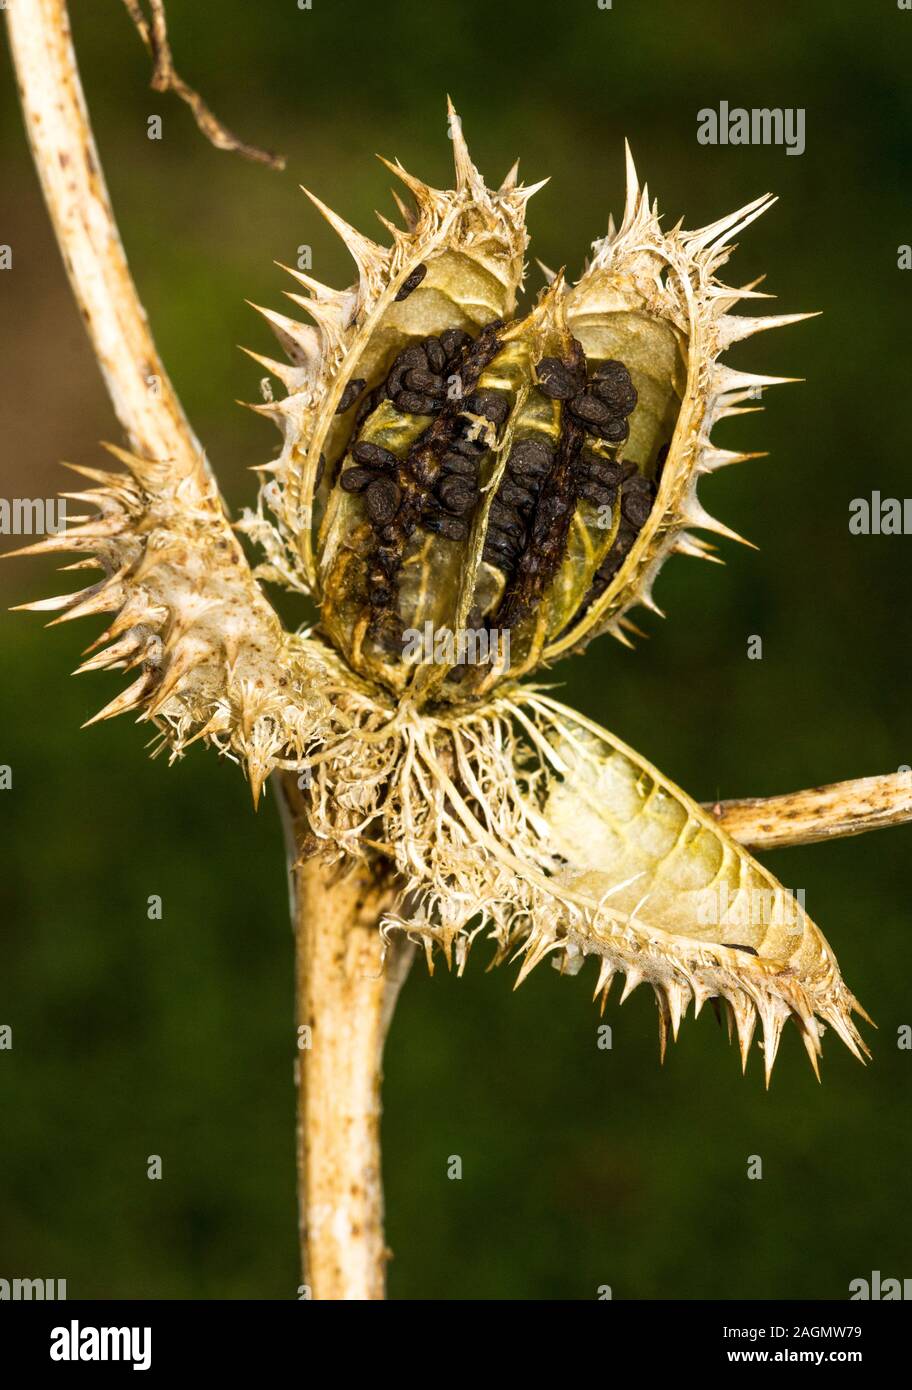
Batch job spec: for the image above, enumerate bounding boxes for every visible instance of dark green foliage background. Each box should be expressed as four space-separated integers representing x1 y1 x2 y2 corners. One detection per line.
1 0 910 1299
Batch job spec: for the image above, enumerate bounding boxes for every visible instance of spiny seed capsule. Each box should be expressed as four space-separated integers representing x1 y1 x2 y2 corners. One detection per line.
272 133 793 703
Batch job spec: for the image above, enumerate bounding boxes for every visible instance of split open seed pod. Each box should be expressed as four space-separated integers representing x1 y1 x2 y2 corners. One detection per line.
17 105 869 1079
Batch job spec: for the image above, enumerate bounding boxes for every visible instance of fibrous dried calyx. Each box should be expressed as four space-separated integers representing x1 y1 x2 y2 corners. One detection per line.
16 103 868 1081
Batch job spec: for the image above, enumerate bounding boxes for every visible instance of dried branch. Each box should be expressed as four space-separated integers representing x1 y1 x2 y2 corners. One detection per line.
120 0 285 170
708 771 912 851
279 775 413 1300
7 0 208 486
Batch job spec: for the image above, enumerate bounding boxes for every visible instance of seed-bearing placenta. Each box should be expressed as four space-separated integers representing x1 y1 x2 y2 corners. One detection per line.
322 305 661 692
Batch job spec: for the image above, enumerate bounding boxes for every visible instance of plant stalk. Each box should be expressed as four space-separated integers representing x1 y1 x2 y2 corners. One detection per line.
277 774 412 1300
707 769 912 851
6 0 209 489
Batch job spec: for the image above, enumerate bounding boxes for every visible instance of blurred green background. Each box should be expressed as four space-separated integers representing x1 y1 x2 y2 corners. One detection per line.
1 0 911 1300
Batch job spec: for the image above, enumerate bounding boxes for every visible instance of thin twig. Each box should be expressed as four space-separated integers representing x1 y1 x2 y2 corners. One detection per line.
708 771 912 851
121 0 285 170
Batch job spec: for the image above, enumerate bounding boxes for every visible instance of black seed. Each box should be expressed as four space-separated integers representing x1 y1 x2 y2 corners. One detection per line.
595 416 630 444
535 494 572 527
536 357 582 400
355 387 381 428
398 344 428 369
423 338 447 374
385 367 405 399
595 523 638 584
533 358 583 403
364 477 402 525
621 484 653 528
423 512 469 541
486 519 523 548
500 478 536 510
451 434 487 458
619 459 640 481
592 359 632 384
508 437 554 478
579 481 616 507
438 475 477 515
465 390 510 425
352 441 398 471
484 523 522 556
440 451 477 477
440 327 472 359
395 390 440 415
489 500 525 536
582 456 623 487
405 368 445 394
336 377 366 413
727 943 759 955
394 263 427 301
653 442 670 485
483 541 517 569
315 453 326 487
340 466 374 493
591 378 638 416
591 360 638 416
567 392 613 427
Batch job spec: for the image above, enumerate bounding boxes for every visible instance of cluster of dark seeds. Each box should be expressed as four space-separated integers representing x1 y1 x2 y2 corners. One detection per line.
482 437 554 572
337 322 506 618
420 433 486 543
488 347 652 630
381 328 473 417
339 441 406 603
582 463 657 605
536 354 638 445
336 326 475 443
334 316 666 652
408 321 507 543
495 417 587 629
576 450 625 508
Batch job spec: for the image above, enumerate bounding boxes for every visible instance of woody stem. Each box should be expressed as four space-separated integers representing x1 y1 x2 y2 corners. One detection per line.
5 0 210 489
707 770 912 851
277 773 413 1300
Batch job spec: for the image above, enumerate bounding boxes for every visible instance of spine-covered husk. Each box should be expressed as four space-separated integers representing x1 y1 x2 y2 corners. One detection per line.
14 110 865 1079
